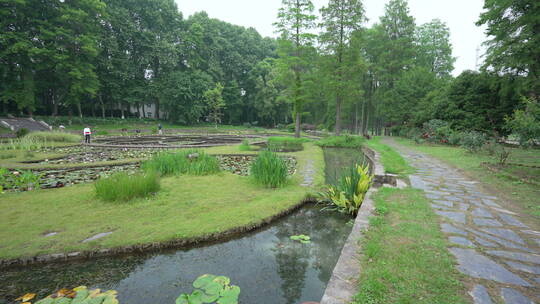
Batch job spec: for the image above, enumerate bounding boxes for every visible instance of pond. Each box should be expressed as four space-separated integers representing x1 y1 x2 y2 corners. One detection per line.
0 205 353 304
323 147 368 185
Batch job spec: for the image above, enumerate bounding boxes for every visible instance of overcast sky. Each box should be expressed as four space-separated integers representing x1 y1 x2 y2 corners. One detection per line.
176 0 488 76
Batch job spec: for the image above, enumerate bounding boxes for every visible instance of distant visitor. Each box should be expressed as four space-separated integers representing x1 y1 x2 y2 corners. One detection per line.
158 123 163 135
83 126 92 143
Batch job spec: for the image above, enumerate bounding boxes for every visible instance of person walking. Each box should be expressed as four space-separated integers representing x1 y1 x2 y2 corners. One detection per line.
83 126 92 143
158 123 163 135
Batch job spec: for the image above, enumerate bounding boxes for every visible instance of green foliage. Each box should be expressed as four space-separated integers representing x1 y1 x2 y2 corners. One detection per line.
25 131 81 143
250 150 288 188
17 286 118 304
319 163 372 215
238 140 252 151
0 169 42 192
505 97 540 147
447 131 463 146
316 135 365 148
95 171 160 202
460 131 487 152
15 128 29 138
290 234 311 244
204 83 226 128
142 150 220 176
267 136 308 152
176 274 240 304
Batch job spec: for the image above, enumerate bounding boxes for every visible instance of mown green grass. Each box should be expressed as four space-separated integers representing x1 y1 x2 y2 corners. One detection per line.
395 137 540 218
365 137 414 177
267 136 309 152
0 143 324 259
353 187 468 304
25 131 81 143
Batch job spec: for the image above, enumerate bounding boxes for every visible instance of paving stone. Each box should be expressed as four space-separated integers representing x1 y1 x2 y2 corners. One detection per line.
475 237 498 248
474 218 503 227
446 196 464 202
435 210 466 224
44 232 58 237
433 200 454 208
426 190 450 196
431 203 452 210
426 193 443 200
480 228 525 245
534 239 540 247
487 250 540 265
522 230 540 237
441 223 468 236
492 207 517 215
449 236 475 247
499 214 528 228
472 208 495 218
469 285 493 304
505 261 540 275
500 288 534 304
459 203 470 211
482 199 501 208
535 278 540 285
449 248 531 286
82 232 113 243
409 175 427 190
469 229 536 253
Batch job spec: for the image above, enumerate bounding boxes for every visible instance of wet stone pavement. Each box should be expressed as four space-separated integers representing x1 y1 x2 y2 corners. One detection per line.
385 138 540 304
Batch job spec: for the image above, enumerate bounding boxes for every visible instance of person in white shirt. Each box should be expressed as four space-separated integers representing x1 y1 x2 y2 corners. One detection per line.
83 126 92 143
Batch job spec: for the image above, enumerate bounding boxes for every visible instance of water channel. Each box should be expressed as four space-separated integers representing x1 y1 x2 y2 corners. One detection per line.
0 147 367 304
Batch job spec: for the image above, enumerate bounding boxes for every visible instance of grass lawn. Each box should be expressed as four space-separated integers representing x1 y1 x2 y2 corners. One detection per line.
0 143 323 259
394 137 540 218
365 136 415 177
353 187 468 304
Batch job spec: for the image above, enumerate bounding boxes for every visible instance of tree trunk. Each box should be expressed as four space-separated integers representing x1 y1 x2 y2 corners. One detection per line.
68 108 73 125
335 95 342 136
294 111 301 138
120 102 125 119
52 90 58 116
99 94 105 118
77 102 82 118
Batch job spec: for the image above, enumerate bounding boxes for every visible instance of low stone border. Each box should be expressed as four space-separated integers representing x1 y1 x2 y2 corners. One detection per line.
320 146 388 304
0 196 316 269
362 146 397 187
320 187 377 304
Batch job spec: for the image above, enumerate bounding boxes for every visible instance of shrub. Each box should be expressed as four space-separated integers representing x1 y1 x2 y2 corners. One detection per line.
25 131 80 143
16 128 29 138
460 131 486 152
251 150 288 188
482 138 498 156
142 149 220 176
319 163 372 215
238 139 252 151
448 131 463 145
316 135 365 148
267 136 308 152
95 171 160 202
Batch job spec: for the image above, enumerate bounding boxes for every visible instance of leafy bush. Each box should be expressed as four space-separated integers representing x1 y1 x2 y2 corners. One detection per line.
319 163 372 215
267 136 308 152
251 150 288 188
16 128 29 138
238 139 252 151
0 169 43 192
95 171 160 202
460 131 486 152
25 131 81 143
316 135 365 148
483 138 498 156
505 97 540 147
496 145 511 165
142 149 220 176
448 131 463 145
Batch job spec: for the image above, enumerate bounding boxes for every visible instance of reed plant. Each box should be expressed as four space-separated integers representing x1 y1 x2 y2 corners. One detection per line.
251 150 288 188
267 136 309 152
142 149 220 176
95 171 160 202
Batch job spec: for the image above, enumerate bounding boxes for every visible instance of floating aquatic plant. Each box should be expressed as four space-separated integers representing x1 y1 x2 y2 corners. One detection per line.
176 274 240 304
290 234 311 244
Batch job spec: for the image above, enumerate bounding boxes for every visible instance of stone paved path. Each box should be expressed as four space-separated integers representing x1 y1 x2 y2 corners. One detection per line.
384 138 540 304
300 159 315 187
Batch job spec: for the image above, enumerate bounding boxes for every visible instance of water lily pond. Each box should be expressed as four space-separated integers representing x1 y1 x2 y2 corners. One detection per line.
0 205 352 304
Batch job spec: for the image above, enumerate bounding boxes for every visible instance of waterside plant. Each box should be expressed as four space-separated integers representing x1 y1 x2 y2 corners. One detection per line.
94 171 160 202
250 150 288 188
142 149 220 176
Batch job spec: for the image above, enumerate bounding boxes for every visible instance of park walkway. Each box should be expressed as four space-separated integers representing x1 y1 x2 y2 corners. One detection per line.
384 138 540 304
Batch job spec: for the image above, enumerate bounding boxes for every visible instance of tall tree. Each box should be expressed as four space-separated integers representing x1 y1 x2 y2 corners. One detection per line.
204 82 226 128
477 0 540 96
319 0 366 135
274 0 317 137
415 19 455 78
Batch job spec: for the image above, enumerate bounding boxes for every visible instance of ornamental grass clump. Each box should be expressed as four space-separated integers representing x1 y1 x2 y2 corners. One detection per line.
238 139 252 151
142 149 220 176
319 163 372 215
251 150 288 188
25 131 81 143
267 136 308 152
316 135 365 148
95 171 160 202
